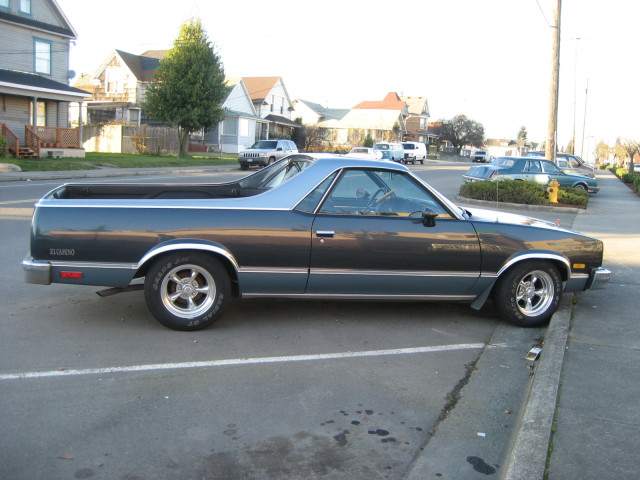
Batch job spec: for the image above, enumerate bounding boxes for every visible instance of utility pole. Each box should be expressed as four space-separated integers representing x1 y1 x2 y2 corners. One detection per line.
545 0 562 162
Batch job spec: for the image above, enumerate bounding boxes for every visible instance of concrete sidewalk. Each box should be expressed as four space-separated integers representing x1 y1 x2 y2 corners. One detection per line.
503 170 640 479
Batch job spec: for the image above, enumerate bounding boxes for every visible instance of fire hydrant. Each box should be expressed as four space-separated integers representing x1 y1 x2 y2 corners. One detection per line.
547 179 560 204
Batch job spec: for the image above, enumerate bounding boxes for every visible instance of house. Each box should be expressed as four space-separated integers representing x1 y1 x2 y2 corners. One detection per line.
0 0 88 158
317 92 409 147
202 77 264 153
400 95 437 144
242 76 299 139
71 49 165 126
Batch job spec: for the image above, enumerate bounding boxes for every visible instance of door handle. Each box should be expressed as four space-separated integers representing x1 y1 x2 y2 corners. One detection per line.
316 230 335 238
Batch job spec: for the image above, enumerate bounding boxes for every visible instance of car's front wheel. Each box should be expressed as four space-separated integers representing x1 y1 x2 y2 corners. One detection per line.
144 252 230 331
493 261 562 327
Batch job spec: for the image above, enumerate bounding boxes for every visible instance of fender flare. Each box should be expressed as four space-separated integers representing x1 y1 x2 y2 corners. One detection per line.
470 251 571 310
136 240 240 277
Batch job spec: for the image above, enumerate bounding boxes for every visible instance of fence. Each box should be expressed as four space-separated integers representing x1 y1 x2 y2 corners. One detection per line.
82 125 181 154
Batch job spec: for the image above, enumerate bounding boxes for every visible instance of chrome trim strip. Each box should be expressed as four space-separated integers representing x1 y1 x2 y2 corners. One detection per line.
242 293 477 301
310 269 479 278
238 267 308 275
496 253 571 278
137 243 240 271
588 267 611 290
49 260 137 270
36 202 290 212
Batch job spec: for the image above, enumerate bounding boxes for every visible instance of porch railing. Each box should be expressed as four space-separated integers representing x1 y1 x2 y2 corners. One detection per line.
1 123 20 157
24 125 42 158
36 126 80 148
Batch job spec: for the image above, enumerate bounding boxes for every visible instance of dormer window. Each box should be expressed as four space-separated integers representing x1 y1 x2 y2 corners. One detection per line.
105 67 125 93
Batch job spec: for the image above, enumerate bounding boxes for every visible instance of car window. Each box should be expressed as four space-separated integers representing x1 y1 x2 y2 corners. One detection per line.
295 172 339 213
526 160 541 173
567 158 580 168
557 159 569 168
542 161 562 174
318 169 450 217
374 144 389 150
252 140 277 149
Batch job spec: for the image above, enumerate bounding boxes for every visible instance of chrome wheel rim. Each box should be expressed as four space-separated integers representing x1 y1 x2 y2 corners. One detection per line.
160 264 216 318
515 270 555 316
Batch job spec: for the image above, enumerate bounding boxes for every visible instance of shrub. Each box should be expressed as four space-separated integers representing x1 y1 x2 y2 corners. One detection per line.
557 187 588 207
634 175 640 194
459 179 548 205
0 135 8 158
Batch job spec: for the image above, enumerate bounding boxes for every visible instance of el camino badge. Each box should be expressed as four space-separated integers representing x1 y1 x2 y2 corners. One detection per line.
50 248 75 256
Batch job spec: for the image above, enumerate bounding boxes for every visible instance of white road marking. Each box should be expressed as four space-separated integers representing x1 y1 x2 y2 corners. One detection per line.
0 343 494 381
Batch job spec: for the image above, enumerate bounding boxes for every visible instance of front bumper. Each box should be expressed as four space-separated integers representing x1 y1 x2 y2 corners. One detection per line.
587 267 611 290
22 255 51 285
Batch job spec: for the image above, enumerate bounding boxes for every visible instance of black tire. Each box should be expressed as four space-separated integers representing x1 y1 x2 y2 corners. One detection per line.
240 164 249 171
574 183 587 191
492 261 562 327
144 252 230 331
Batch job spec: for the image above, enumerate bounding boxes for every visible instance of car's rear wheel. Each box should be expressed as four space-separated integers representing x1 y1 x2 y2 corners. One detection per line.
493 261 562 327
144 252 230 331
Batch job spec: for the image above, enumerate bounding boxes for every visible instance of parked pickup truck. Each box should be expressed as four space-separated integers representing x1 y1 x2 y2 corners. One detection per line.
23 154 610 331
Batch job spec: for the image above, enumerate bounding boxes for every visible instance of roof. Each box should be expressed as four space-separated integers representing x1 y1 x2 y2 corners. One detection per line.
242 77 280 102
116 50 162 82
353 92 405 110
322 108 404 130
0 6 76 38
0 68 89 98
264 114 300 128
295 99 350 122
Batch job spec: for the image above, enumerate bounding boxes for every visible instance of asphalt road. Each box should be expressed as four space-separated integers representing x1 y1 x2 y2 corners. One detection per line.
0 164 547 479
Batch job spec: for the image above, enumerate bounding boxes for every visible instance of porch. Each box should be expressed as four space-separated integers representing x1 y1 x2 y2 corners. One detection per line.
1 123 85 159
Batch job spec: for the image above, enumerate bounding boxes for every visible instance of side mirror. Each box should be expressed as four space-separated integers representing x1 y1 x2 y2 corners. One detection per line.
423 212 438 227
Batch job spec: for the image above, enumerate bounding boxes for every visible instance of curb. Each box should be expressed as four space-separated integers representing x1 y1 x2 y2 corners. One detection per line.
500 295 572 479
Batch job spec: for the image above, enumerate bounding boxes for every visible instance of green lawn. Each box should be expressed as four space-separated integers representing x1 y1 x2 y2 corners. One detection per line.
0 152 238 171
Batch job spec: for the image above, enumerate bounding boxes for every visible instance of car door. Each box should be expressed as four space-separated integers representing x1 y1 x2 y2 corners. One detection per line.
303 168 482 297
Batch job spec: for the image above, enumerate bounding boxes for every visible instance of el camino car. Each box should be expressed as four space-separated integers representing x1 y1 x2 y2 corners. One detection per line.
23 155 610 331
463 156 599 193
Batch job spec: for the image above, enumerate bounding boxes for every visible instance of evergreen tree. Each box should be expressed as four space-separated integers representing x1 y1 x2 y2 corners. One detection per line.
143 18 228 158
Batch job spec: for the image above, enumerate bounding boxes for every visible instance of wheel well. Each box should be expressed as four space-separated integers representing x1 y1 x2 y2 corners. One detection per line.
136 248 240 297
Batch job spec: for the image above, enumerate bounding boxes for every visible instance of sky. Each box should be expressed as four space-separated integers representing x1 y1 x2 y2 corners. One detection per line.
56 0 639 159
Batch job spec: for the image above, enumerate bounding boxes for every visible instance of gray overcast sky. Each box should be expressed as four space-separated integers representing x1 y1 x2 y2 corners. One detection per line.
58 0 639 154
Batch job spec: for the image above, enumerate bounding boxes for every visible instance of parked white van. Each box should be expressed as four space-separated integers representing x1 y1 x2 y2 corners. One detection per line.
401 141 427 164
373 142 404 162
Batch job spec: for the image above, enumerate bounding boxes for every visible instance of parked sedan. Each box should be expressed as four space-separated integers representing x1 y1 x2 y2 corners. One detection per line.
24 154 609 331
524 151 595 177
463 157 599 193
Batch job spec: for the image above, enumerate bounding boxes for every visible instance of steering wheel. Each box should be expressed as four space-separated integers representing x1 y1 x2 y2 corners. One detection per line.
369 188 395 205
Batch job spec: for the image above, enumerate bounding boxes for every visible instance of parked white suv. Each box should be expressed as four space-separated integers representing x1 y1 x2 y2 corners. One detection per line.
238 139 298 170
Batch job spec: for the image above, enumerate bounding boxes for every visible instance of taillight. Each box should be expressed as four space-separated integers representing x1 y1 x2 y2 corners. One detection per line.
60 272 83 279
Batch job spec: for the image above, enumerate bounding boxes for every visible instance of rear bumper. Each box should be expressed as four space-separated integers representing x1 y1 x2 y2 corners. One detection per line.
22 255 51 285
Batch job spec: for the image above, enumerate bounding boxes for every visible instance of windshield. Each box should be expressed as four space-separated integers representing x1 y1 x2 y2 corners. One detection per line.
402 144 415 149
251 140 278 149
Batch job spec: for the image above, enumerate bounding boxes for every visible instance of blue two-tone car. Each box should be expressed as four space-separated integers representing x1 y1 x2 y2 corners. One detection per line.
463 156 599 193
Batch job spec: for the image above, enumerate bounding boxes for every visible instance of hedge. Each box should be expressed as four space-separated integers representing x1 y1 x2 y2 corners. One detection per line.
459 179 588 207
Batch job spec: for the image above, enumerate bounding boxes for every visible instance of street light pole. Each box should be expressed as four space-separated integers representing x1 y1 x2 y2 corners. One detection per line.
545 0 562 162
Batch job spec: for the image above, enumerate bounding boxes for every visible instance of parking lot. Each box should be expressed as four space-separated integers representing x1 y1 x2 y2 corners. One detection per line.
0 163 556 479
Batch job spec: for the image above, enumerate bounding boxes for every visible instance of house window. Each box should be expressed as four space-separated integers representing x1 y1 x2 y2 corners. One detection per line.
223 117 238 135
129 109 139 123
36 101 46 126
105 68 124 93
0 0 10 11
20 0 31 14
34 39 51 75
239 118 249 137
